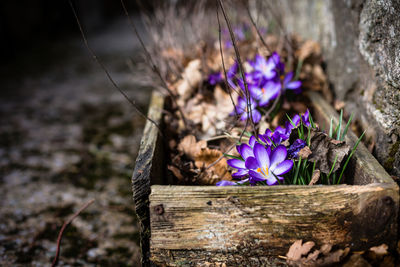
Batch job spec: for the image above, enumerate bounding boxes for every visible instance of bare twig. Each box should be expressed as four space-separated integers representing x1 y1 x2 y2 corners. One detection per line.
246 6 272 54
120 0 189 129
217 0 258 139
216 3 238 118
51 199 95 267
68 1 163 135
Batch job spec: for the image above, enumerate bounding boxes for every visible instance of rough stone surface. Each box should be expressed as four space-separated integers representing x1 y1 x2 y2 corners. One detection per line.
0 19 150 266
279 0 400 176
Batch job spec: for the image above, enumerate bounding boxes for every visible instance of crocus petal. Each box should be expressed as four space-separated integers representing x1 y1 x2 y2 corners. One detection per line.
227 159 245 169
239 144 253 159
248 170 267 181
259 82 281 106
283 71 293 85
266 176 278 185
270 145 287 169
232 169 249 178
216 180 237 186
251 109 261 123
287 81 301 90
254 143 270 168
240 112 248 121
236 178 249 184
249 136 256 147
272 160 293 175
291 114 301 127
245 157 258 169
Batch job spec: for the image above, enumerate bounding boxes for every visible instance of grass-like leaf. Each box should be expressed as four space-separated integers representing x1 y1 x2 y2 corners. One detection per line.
337 131 366 184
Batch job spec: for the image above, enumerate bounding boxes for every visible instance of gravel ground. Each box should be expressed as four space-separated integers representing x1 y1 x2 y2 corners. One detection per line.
0 18 151 266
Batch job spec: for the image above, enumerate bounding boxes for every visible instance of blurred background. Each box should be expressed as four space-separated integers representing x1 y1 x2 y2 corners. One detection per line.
0 1 152 265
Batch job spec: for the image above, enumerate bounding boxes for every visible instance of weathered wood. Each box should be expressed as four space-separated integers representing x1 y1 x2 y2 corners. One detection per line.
133 91 398 266
132 91 165 267
150 184 397 266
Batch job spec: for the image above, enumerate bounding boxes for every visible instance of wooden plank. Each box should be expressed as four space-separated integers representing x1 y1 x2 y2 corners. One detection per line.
308 91 396 186
150 184 398 266
145 92 398 266
132 91 164 267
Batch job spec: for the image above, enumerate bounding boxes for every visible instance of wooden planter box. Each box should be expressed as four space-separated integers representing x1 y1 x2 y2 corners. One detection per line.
132 91 398 266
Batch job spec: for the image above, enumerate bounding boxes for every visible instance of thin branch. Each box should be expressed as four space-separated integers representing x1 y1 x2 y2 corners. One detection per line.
120 0 189 129
68 1 163 135
246 6 272 54
217 0 258 139
216 3 238 118
51 199 95 267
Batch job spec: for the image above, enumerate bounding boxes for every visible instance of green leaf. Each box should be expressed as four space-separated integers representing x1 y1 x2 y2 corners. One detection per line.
341 113 354 141
336 109 343 140
223 154 243 160
337 131 365 184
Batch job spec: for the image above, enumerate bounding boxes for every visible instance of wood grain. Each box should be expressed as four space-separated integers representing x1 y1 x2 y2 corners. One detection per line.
150 184 398 266
132 91 164 267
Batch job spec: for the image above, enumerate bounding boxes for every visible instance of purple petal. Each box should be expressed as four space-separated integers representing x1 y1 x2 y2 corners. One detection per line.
270 145 287 168
245 157 258 169
291 114 301 127
287 81 302 90
216 180 237 186
272 160 293 175
253 143 270 168
283 71 293 85
227 159 245 169
232 169 248 178
259 82 281 107
236 178 249 184
266 176 278 185
251 109 261 123
249 136 256 147
239 144 253 159
240 112 248 121
248 170 267 182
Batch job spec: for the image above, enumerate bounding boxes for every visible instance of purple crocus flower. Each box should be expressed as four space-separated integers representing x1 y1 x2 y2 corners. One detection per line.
260 126 290 146
247 144 293 185
232 96 261 123
283 71 301 93
250 80 282 107
285 109 311 134
226 136 257 178
287 139 307 159
208 72 223 85
251 54 277 81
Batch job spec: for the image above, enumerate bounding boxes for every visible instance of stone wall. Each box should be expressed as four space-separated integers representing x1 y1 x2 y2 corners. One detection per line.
278 0 400 176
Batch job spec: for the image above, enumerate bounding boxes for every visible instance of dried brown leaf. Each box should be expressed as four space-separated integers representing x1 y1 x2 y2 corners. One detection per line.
369 244 388 257
308 169 320 186
287 240 304 261
175 59 202 105
298 146 312 160
167 165 184 181
177 135 207 160
296 40 321 61
308 130 351 174
319 243 332 255
194 148 230 182
287 240 315 262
